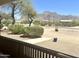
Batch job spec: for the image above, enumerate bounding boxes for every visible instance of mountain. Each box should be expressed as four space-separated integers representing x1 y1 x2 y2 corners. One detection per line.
37 11 79 21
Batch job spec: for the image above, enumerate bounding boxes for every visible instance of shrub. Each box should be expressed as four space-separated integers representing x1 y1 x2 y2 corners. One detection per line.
33 20 40 25
20 20 29 24
55 28 58 32
1 19 12 26
40 21 48 26
24 26 44 38
48 21 53 26
71 20 79 26
0 23 3 29
8 24 25 34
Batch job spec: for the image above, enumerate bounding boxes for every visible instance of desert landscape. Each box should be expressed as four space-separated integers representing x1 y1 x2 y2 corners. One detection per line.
1 26 79 57
0 0 79 58
35 26 79 57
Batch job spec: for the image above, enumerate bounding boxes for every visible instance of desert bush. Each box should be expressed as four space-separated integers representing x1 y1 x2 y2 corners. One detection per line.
33 20 40 25
60 22 72 27
53 20 79 27
20 20 29 24
71 20 79 26
53 20 61 26
48 21 53 26
40 21 48 26
8 24 25 34
24 26 44 38
55 28 59 32
1 19 12 26
0 23 3 29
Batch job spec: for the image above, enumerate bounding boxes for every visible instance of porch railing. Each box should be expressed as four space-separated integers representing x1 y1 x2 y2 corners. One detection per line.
0 36 77 58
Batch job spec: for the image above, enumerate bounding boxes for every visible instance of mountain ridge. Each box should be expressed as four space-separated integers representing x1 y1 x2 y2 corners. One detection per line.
37 11 79 20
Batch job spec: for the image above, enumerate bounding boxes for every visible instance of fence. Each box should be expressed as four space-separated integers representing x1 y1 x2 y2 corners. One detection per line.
0 36 77 58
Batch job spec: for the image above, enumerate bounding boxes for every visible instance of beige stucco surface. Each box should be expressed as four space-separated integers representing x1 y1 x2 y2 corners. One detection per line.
0 0 11 5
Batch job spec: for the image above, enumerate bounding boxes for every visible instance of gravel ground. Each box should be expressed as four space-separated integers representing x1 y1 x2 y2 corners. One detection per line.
35 27 79 57
1 27 79 57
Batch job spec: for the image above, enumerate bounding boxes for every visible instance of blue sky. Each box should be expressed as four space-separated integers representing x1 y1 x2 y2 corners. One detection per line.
32 0 79 16
0 0 79 20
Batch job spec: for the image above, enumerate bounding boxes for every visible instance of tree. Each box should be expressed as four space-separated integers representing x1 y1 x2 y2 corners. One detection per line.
11 2 16 24
9 0 20 24
19 0 36 27
10 0 36 26
0 0 36 25
0 15 2 24
0 15 3 29
27 9 36 27
4 0 22 24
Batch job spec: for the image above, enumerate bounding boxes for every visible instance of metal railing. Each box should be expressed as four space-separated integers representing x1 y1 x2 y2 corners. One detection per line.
0 36 77 58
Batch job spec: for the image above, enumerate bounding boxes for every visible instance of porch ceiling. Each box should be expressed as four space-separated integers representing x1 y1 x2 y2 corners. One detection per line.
0 0 11 5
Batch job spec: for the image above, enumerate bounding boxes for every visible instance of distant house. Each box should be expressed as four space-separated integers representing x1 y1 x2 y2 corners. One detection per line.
60 20 73 22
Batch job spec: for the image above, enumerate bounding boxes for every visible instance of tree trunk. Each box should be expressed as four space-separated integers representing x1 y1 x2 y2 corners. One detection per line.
0 16 2 24
11 4 15 25
29 17 33 27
